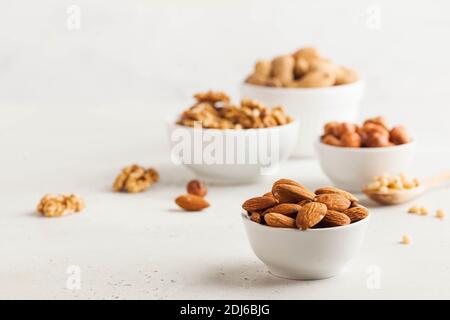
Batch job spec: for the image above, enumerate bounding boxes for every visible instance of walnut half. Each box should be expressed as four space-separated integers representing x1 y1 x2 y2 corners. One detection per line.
36 194 85 217
113 164 159 193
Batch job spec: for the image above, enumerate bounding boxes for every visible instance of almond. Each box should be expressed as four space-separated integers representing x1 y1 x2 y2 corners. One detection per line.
264 203 302 218
250 212 262 224
272 184 315 203
242 196 277 212
320 210 351 227
314 186 359 203
296 202 327 230
272 178 303 188
175 194 210 211
262 192 277 202
315 193 351 211
343 206 369 222
264 212 296 228
297 199 312 206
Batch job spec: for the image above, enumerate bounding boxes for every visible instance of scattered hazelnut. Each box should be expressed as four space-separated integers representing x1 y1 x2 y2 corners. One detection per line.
186 179 208 197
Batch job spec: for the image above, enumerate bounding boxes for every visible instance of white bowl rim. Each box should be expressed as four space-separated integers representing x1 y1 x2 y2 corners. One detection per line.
241 210 370 232
315 139 415 153
241 79 364 94
167 116 299 133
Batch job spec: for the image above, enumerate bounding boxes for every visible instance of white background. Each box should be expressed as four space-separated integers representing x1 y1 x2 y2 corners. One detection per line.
1 0 450 299
2 0 450 139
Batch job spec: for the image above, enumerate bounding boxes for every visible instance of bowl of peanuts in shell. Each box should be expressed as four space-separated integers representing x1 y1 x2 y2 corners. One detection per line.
241 47 364 157
316 116 415 192
167 91 299 184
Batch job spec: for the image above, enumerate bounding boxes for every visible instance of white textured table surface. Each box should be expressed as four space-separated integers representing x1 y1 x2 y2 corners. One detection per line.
1 105 450 300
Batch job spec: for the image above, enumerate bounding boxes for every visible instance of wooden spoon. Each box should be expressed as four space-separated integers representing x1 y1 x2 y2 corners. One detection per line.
363 171 450 205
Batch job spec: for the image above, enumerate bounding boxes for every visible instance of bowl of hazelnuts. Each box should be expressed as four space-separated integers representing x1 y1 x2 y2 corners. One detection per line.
241 47 364 157
315 116 415 192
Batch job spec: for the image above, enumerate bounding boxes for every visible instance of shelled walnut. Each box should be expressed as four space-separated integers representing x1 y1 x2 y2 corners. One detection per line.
113 164 159 193
36 194 85 217
176 91 293 129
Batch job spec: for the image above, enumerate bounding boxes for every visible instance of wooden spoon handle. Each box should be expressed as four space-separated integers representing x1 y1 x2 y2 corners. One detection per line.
422 171 450 189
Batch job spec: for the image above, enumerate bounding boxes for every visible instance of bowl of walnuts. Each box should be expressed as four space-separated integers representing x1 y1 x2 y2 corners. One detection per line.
167 91 299 183
241 47 364 157
316 116 415 192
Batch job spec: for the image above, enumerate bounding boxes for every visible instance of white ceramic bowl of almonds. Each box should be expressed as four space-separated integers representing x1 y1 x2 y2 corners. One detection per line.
166 121 299 184
241 180 370 280
241 81 364 157
316 141 416 192
242 214 369 280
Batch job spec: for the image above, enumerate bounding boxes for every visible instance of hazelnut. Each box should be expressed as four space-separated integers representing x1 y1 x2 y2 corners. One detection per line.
362 122 390 137
364 132 390 148
322 134 341 146
340 131 361 147
341 123 357 134
186 179 208 197
364 116 389 130
324 121 342 137
390 126 411 145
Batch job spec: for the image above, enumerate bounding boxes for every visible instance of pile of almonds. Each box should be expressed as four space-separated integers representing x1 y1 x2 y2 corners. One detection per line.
321 116 411 148
242 179 368 229
245 47 358 88
177 91 293 129
175 180 210 212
